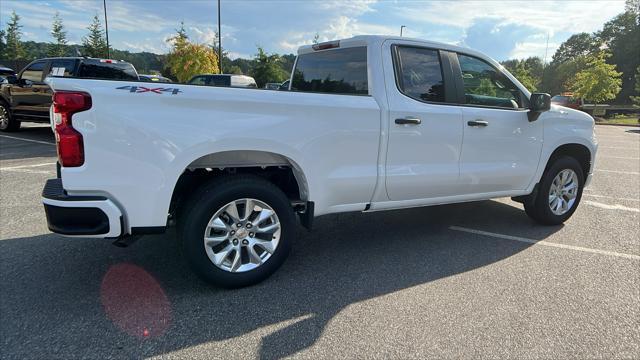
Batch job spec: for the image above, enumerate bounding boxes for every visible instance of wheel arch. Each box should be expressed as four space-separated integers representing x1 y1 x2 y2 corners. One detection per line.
169 150 310 217
544 143 592 180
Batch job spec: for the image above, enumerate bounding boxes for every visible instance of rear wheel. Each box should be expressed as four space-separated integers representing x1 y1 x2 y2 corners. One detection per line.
0 103 20 132
179 175 295 288
524 156 584 225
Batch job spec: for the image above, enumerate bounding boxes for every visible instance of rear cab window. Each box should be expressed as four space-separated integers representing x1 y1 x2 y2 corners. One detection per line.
291 46 368 95
49 59 77 77
77 60 138 80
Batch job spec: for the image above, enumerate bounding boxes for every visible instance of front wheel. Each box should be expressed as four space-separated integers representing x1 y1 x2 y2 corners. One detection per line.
524 156 584 225
0 103 20 132
179 176 295 288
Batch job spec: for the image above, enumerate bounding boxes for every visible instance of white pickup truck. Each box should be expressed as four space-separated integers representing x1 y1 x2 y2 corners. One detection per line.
42 36 597 288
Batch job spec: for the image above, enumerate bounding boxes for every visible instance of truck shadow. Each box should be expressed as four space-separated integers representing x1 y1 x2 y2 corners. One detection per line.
0 200 562 359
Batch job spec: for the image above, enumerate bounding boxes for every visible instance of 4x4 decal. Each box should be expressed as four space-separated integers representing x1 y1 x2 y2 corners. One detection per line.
116 85 182 95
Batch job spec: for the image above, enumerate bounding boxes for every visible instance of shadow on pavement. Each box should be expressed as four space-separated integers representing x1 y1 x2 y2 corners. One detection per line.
0 125 56 161
625 129 639 134
0 200 562 359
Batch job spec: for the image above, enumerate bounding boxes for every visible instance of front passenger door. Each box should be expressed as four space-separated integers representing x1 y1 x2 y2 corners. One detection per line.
455 54 543 195
10 60 51 120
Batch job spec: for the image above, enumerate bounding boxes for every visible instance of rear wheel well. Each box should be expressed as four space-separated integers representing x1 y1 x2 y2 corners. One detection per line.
169 166 302 219
546 144 591 180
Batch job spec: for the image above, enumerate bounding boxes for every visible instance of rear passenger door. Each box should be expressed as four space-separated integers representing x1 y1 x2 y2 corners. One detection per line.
453 53 543 194
383 42 464 200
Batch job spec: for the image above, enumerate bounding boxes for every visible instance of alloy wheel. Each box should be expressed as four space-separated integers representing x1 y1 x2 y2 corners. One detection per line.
203 198 281 273
548 169 579 216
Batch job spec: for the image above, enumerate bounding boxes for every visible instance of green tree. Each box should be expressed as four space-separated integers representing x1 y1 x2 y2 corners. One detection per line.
5 11 25 60
597 5 639 103
551 33 600 65
502 57 543 91
571 52 622 111
82 15 108 58
228 65 243 74
250 47 288 88
49 12 68 57
170 21 189 49
165 24 219 82
0 30 6 59
631 65 640 106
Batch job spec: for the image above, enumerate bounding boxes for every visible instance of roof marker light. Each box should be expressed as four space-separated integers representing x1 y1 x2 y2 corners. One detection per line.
312 40 340 51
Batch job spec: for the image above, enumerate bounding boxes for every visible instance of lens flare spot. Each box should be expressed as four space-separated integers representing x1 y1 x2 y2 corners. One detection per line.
100 263 172 339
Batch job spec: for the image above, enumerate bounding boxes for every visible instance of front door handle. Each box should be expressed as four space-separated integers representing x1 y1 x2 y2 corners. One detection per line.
395 117 422 125
467 120 489 127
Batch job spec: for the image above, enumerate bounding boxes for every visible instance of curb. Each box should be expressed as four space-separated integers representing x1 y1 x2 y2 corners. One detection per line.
595 122 640 128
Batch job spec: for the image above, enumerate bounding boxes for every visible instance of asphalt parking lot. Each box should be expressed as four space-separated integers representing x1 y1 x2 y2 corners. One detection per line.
1 124 639 359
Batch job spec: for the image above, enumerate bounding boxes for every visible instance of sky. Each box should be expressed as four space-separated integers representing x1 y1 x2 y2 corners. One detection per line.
0 0 627 61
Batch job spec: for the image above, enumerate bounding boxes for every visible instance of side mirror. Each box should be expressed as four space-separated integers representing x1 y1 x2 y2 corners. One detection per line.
5 75 18 84
528 93 551 122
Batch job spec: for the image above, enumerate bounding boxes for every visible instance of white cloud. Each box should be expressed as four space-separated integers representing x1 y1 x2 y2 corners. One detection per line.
397 0 625 35
277 15 397 52
510 41 560 60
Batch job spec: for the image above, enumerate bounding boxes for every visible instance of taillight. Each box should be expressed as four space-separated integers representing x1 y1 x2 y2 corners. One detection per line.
52 91 92 167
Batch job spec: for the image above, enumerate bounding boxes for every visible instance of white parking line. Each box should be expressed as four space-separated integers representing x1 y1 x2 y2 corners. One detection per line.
0 162 56 170
596 169 640 175
449 226 640 260
0 134 55 146
584 200 640 213
583 193 640 202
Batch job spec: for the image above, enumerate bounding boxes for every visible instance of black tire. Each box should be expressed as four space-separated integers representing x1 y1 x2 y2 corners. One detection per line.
0 102 20 132
524 156 585 225
179 175 295 288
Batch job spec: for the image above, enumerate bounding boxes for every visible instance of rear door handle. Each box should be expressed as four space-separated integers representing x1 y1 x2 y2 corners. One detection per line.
467 120 489 127
395 117 421 125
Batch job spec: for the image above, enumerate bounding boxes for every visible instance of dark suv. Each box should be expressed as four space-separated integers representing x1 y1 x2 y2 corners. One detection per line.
0 57 138 131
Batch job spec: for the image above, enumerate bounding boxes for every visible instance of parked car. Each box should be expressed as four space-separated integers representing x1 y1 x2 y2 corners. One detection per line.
551 94 584 110
138 74 172 83
42 36 597 288
187 74 257 88
0 57 138 131
0 66 16 82
264 82 282 90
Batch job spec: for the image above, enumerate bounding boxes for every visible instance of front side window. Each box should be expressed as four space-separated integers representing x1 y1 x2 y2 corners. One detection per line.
292 46 368 95
394 46 445 103
21 61 46 83
457 54 523 109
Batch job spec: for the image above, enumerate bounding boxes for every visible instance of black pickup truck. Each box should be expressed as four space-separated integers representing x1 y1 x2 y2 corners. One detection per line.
0 57 138 131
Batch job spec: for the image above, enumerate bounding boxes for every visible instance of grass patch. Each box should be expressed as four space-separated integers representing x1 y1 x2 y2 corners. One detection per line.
595 115 640 125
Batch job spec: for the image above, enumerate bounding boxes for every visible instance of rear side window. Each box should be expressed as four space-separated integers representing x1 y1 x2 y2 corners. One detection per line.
49 59 76 77
77 61 138 80
457 54 523 109
292 46 368 95
210 76 231 87
394 46 445 103
188 76 207 85
21 61 46 83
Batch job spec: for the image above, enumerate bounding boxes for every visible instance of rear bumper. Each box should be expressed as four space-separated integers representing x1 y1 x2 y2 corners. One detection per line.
42 179 123 238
